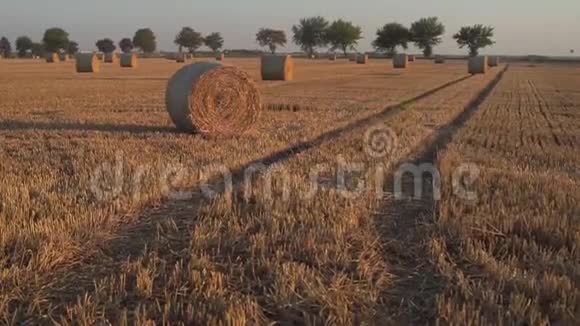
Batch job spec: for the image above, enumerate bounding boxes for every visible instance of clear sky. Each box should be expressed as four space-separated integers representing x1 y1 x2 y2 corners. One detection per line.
0 0 578 56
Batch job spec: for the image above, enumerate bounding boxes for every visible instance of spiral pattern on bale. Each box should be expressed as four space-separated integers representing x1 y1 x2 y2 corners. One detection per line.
165 62 262 136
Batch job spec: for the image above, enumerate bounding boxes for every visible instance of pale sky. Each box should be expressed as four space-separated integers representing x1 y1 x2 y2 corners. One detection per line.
0 0 578 56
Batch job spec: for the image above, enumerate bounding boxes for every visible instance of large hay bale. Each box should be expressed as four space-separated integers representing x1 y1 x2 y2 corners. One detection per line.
434 55 445 64
468 56 488 74
176 53 186 63
59 53 68 62
104 52 118 63
393 54 408 68
261 55 294 81
488 56 500 67
46 52 59 63
165 62 262 135
120 53 138 68
216 53 225 61
408 55 416 62
356 54 369 64
75 53 100 73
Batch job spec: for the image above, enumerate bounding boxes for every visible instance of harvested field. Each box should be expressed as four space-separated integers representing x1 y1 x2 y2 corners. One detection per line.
0 57 577 324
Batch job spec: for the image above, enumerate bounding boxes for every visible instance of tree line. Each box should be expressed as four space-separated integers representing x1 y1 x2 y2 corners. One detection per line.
0 17 494 58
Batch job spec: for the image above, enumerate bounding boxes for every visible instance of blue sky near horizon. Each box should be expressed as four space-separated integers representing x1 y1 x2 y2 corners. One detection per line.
0 0 578 56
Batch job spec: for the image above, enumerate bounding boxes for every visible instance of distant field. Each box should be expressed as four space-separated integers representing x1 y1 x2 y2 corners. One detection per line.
0 57 577 324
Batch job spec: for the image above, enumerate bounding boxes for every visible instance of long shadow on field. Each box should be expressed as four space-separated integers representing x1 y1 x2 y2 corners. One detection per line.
0 120 178 134
374 65 509 324
15 74 477 322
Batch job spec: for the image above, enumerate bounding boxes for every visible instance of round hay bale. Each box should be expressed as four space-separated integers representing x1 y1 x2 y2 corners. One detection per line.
434 55 445 64
165 62 262 135
104 52 118 63
216 53 225 61
393 54 408 68
468 56 488 74
176 53 186 63
120 53 138 68
46 52 60 63
356 54 369 64
59 53 68 62
488 56 500 67
408 55 416 62
75 53 99 73
261 55 294 81
329 54 337 61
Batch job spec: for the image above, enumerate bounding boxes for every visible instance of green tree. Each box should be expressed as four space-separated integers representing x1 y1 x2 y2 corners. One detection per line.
372 23 411 56
119 38 134 53
42 28 69 52
66 41 79 55
0 37 12 57
204 32 224 53
410 17 445 57
174 27 203 54
256 28 287 54
95 38 116 53
292 16 329 57
15 36 33 57
31 43 44 57
325 19 363 56
133 28 156 53
453 25 495 57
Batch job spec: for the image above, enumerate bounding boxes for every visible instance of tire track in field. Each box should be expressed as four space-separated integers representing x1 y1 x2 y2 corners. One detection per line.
374 65 509 324
11 73 478 323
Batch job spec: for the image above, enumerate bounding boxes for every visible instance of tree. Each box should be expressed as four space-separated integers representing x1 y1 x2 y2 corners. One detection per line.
453 25 495 57
325 19 363 56
204 32 224 53
42 27 69 53
372 23 411 56
0 37 12 57
174 27 203 54
31 43 44 57
256 28 287 54
15 36 33 57
119 38 134 53
292 16 329 57
133 28 156 53
66 41 79 55
95 38 116 53
410 17 445 57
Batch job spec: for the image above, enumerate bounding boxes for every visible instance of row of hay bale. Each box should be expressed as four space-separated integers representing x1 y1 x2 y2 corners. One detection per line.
74 53 138 73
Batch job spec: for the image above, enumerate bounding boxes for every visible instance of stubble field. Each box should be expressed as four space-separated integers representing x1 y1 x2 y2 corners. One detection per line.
0 57 577 325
